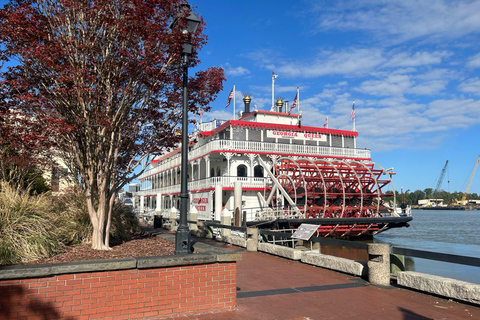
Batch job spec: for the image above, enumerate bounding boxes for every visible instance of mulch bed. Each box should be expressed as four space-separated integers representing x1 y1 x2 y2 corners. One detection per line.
28 233 175 265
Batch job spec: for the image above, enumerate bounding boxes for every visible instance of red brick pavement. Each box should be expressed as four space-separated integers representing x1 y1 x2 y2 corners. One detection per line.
157 238 480 320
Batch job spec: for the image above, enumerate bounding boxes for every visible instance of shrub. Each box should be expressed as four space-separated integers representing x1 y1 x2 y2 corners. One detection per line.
51 190 140 245
0 181 141 265
0 181 64 265
50 188 93 245
110 202 140 243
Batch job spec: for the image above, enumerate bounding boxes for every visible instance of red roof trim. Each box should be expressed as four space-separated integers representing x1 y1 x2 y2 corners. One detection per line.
199 119 358 138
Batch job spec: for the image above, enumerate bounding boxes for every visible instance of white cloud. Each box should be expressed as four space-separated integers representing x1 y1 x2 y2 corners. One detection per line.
467 52 480 68
249 85 301 95
270 48 386 78
356 68 450 97
425 99 480 118
206 110 233 122
223 64 250 77
357 74 412 96
458 78 480 95
409 80 448 95
259 47 453 83
312 0 480 44
383 51 451 68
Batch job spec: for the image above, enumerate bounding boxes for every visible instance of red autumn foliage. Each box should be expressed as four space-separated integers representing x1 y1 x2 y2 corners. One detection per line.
0 0 225 249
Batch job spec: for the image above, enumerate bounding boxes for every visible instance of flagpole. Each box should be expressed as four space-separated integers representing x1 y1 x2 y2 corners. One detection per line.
233 84 236 120
352 100 356 131
272 72 278 111
297 87 300 114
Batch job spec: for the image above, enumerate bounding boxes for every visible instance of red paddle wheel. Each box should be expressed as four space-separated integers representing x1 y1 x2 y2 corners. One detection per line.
267 158 395 236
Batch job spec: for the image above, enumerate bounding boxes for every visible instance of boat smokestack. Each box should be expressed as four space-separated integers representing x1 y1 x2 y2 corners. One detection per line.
284 101 289 114
275 98 283 112
243 94 251 114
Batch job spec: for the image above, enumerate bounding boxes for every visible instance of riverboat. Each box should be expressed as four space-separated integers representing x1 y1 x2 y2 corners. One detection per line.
135 94 412 237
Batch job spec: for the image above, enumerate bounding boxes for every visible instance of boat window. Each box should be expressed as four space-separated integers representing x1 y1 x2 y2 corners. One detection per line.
210 168 215 177
237 164 247 177
217 167 221 176
254 165 264 177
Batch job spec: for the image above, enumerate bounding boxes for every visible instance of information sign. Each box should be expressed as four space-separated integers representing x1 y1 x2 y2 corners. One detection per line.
291 223 320 240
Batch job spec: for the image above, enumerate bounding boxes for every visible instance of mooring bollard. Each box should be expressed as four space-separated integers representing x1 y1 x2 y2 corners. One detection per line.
221 209 232 237
189 207 198 232
367 243 390 286
246 227 258 252
196 220 206 238
169 207 179 231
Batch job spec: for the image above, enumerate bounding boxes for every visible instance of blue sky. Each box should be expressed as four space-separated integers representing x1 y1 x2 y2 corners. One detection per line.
1 0 479 194
192 0 480 194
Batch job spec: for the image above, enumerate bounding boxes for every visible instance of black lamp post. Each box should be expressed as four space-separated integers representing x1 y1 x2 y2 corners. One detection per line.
171 2 200 254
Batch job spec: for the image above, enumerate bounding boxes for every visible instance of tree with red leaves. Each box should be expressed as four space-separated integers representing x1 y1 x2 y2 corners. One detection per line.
0 0 225 250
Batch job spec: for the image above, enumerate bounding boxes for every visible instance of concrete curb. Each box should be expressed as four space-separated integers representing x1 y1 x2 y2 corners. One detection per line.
258 243 303 260
397 271 480 305
301 252 367 277
223 235 247 248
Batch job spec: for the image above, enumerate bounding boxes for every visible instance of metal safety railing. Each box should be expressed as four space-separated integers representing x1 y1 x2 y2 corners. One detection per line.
199 220 480 269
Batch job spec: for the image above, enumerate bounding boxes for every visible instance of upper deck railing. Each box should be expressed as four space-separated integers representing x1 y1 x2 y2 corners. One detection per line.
139 139 371 180
135 176 267 196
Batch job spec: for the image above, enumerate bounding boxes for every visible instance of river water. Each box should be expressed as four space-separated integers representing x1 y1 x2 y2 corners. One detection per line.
320 209 480 284
375 209 480 284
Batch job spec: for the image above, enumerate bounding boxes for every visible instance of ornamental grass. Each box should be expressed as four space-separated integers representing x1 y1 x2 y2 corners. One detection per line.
0 181 64 265
0 181 140 265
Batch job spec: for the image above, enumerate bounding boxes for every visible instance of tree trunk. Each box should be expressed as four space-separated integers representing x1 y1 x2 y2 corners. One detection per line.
87 187 111 250
104 193 115 249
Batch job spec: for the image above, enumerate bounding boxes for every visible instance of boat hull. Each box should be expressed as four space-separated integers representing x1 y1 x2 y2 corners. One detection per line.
248 216 412 237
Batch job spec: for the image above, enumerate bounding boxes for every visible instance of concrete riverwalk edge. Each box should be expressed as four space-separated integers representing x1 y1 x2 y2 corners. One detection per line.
221 233 479 306
179 235 480 320
398 271 480 305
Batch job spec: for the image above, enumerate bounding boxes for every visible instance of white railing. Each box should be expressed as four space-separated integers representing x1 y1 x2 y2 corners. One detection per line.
135 176 267 196
139 139 371 180
197 119 226 132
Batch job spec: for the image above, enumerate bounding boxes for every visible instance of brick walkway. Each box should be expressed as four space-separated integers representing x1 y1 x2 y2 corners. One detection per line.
160 237 480 320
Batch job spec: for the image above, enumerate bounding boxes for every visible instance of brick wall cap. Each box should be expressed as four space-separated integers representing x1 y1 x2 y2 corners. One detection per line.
0 258 137 280
0 230 241 280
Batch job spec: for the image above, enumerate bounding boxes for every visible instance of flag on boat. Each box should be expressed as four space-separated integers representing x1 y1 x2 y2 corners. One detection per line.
199 108 203 122
288 92 298 114
324 116 328 128
225 89 234 108
351 101 355 121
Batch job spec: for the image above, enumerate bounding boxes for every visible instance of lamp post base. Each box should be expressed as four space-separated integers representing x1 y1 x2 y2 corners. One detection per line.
175 227 191 254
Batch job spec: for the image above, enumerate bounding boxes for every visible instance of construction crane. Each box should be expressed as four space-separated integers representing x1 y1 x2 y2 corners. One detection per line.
433 160 448 206
459 155 480 206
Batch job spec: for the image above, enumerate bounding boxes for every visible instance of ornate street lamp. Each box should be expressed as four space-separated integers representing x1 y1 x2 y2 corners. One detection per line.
171 2 200 254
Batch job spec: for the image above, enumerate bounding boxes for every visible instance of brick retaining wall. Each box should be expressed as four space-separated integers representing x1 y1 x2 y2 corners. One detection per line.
0 261 236 320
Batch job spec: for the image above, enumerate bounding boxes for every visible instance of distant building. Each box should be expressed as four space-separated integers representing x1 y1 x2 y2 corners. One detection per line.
418 199 444 207
42 156 76 194
129 183 140 193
